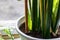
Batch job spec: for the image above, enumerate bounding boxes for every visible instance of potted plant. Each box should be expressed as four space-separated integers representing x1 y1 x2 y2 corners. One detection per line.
16 0 60 40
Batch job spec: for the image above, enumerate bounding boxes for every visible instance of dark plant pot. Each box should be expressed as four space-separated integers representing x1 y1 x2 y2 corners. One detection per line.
16 15 60 40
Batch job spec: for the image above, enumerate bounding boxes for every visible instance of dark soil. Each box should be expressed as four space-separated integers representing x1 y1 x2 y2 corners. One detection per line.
19 23 60 39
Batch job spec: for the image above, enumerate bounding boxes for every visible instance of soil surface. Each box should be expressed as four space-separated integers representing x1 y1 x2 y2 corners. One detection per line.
19 23 60 39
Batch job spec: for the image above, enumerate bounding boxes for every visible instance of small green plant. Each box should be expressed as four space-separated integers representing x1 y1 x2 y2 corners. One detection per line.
25 0 60 39
3 29 14 40
0 29 14 40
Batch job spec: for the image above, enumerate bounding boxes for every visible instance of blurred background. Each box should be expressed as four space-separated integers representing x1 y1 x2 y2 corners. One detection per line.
0 0 24 40
0 0 24 20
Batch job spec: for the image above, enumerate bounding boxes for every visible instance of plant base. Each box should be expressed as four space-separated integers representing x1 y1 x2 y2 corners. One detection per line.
19 23 60 39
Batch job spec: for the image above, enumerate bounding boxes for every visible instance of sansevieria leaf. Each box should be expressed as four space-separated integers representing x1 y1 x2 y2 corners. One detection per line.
51 0 60 33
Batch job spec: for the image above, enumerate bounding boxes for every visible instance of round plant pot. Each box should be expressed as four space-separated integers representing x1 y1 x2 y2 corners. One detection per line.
16 15 60 40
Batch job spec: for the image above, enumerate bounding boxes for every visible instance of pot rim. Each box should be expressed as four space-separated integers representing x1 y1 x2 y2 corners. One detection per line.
16 15 60 40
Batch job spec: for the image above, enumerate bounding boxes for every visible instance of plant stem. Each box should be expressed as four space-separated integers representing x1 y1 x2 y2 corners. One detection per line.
25 0 28 33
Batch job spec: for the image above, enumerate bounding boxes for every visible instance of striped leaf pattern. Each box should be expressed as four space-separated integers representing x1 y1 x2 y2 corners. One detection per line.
26 0 60 39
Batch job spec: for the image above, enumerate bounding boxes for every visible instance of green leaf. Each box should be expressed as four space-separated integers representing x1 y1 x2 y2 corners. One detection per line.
40 0 46 38
28 11 32 30
51 0 60 33
28 0 32 30
31 0 38 32
37 0 41 32
44 0 53 38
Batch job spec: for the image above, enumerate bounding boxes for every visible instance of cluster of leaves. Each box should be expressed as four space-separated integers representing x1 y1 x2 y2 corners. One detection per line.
27 0 60 39
0 29 14 40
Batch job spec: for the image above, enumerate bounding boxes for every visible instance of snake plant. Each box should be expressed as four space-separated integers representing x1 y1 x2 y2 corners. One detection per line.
26 0 60 39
